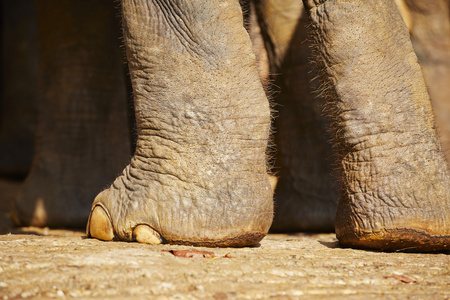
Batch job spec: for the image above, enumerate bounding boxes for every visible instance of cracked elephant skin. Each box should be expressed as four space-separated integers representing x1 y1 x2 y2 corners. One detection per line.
0 0 449 251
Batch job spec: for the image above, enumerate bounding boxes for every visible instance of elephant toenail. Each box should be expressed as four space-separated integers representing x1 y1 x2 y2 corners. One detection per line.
88 206 114 241
133 224 162 244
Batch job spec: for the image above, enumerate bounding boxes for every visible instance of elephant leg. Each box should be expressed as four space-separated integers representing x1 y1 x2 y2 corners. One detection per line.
11 0 131 228
254 0 338 232
247 2 270 85
0 0 38 180
303 0 450 251
87 0 273 247
0 179 19 232
405 0 450 165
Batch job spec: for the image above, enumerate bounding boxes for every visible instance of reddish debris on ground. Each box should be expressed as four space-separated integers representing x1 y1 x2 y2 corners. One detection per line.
164 249 217 258
163 249 234 258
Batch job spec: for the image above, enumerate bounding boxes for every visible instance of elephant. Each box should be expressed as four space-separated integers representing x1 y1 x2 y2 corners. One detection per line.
1 0 449 252
1 0 132 228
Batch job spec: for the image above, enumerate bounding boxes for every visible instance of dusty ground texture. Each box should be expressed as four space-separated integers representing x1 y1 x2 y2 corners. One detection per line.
0 182 448 299
0 226 448 300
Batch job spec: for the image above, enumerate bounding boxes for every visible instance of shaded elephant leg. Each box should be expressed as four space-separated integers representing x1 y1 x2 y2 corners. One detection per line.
247 2 270 86
405 0 450 164
11 1 131 228
254 0 338 232
0 179 19 232
87 0 273 247
0 1 38 179
303 0 450 251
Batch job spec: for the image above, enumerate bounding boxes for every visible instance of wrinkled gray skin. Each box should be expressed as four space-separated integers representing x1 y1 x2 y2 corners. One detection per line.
4 1 131 228
304 0 450 251
254 0 339 232
88 0 450 250
2 0 449 251
88 0 274 247
405 0 450 165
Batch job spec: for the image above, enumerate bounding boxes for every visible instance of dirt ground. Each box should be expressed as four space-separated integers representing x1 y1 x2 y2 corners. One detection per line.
0 224 449 300
0 181 448 299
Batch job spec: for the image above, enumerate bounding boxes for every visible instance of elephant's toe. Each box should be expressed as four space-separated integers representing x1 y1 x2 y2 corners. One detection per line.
133 224 162 244
86 204 114 241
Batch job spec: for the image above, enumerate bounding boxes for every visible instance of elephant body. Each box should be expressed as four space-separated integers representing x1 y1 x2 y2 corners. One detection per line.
0 0 449 251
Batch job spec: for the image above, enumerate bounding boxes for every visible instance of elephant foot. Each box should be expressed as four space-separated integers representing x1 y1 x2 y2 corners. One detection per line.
338 228 450 253
87 160 273 247
11 177 86 228
0 179 20 231
88 206 162 244
303 0 450 252
86 0 275 247
334 136 450 253
10 109 130 229
11 160 126 228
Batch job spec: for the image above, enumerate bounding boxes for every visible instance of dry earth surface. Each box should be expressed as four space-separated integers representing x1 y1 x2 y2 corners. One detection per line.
0 226 449 299
0 181 449 299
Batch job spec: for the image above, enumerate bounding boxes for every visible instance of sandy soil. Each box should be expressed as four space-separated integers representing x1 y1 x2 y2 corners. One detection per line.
0 226 448 300
1 178 449 299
